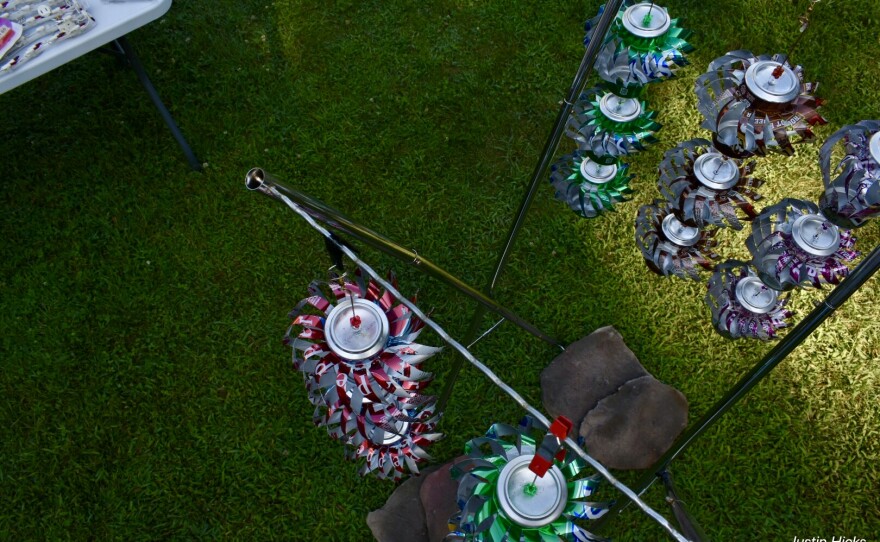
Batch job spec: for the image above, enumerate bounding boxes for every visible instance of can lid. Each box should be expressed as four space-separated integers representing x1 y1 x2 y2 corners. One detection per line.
599 93 642 123
495 454 567 528
693 152 740 190
324 297 390 361
791 214 841 256
367 419 410 446
734 276 778 314
661 213 700 247
580 157 618 184
622 2 671 38
869 131 880 166
744 60 800 104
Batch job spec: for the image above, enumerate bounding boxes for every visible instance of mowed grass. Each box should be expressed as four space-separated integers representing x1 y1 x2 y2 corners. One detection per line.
0 0 878 540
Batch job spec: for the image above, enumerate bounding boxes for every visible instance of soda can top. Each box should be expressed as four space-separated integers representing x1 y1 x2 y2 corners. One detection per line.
661 213 701 247
324 297 390 361
791 214 841 257
693 152 740 190
580 157 619 184
744 60 800 104
599 93 642 123
622 2 671 38
495 454 567 528
734 276 779 315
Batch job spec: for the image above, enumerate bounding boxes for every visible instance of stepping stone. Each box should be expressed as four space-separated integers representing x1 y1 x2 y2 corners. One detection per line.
541 326 648 424
579 375 688 470
419 460 461 542
367 467 435 542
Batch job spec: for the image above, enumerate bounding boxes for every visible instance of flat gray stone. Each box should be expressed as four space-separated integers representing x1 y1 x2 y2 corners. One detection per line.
368 468 435 542
419 460 462 542
580 375 688 470
541 326 648 423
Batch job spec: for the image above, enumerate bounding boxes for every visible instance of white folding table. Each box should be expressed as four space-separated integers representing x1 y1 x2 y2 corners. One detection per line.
0 0 201 170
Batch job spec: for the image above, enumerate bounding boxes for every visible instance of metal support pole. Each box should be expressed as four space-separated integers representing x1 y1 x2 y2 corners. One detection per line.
245 169 564 349
115 36 202 171
438 0 626 412
592 243 880 531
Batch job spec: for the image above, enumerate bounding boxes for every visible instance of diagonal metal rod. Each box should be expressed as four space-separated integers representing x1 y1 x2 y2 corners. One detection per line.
245 169 563 349
253 178 691 542
591 242 880 532
440 0 626 412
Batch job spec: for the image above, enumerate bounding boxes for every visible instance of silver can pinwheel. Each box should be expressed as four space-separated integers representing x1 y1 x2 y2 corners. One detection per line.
746 199 859 291
549 151 634 218
705 260 793 341
657 138 765 230
818 120 880 228
695 51 826 157
320 399 441 481
635 200 720 280
283 268 442 479
285 270 439 410
447 418 610 542
565 86 661 158
584 1 694 92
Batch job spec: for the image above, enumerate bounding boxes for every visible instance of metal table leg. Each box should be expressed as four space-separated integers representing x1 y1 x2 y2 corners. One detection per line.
114 36 202 171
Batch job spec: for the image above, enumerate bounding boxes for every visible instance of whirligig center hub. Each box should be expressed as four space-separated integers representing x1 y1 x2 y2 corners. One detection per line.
323 297 390 361
580 157 618 184
791 214 841 257
622 2 671 38
869 131 880 166
661 213 700 247
693 153 740 190
368 418 411 447
495 454 567 528
734 276 778 315
599 93 642 123
744 60 800 104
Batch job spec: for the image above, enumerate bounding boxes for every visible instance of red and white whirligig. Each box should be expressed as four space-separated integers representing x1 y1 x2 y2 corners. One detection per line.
284 268 442 480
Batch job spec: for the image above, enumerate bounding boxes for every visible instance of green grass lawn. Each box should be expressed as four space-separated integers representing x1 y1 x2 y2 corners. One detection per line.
1 0 879 539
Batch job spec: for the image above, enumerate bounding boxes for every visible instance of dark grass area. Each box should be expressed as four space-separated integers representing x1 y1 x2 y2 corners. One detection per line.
1 0 879 539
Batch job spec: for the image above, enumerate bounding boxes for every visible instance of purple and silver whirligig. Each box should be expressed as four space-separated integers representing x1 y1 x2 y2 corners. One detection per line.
705 260 793 341
636 200 720 280
746 199 858 291
658 138 765 230
695 51 826 157
818 120 880 228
